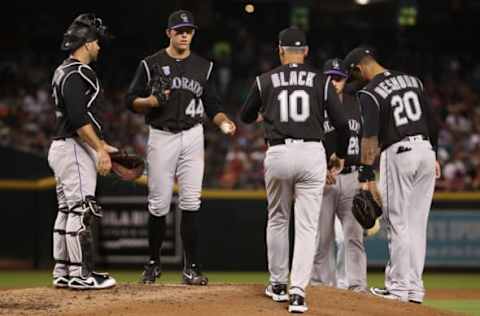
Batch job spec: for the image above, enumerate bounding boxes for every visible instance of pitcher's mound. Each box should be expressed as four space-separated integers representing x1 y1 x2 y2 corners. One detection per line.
0 284 457 316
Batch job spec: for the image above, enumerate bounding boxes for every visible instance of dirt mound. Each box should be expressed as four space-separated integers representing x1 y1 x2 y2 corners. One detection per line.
0 284 458 316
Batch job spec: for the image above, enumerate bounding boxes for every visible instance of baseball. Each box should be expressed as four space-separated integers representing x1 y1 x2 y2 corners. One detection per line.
220 121 234 134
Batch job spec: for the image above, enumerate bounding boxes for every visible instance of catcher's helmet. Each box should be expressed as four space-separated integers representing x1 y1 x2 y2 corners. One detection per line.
61 13 112 51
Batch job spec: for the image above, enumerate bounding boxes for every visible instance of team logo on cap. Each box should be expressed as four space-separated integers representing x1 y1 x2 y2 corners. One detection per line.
180 13 189 22
332 59 340 69
295 41 301 46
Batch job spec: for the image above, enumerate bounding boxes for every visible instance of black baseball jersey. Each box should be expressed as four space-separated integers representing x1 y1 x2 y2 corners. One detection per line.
125 49 223 131
240 63 349 158
51 58 104 139
358 70 438 152
324 92 362 166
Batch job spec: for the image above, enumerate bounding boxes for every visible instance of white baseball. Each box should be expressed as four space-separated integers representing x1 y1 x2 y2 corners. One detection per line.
220 121 233 134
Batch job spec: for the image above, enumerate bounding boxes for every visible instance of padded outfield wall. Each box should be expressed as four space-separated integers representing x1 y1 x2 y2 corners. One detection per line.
1 175 479 270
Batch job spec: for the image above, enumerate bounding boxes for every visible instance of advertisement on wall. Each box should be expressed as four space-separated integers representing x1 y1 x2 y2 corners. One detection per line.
366 210 480 267
96 195 182 265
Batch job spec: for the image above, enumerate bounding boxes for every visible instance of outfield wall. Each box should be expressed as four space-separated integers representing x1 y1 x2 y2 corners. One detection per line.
1 175 479 270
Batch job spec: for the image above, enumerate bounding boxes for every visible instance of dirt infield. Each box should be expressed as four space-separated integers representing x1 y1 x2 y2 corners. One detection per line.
0 284 465 316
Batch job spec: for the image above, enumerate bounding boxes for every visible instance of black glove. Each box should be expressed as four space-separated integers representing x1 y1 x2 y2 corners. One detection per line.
352 190 383 229
150 64 172 104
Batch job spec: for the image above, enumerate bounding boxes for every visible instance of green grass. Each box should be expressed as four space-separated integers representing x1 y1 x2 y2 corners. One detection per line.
424 300 480 315
1 271 479 314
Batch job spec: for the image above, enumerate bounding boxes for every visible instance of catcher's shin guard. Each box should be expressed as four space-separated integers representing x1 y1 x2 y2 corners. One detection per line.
66 196 102 277
53 206 70 279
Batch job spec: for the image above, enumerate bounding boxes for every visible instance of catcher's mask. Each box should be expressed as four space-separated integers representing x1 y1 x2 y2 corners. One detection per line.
61 13 113 51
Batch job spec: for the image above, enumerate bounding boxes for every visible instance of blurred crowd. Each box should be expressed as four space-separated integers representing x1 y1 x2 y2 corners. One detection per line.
1 28 480 191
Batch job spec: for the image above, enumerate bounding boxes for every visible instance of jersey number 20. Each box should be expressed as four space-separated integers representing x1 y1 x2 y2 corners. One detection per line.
278 89 310 122
392 91 422 126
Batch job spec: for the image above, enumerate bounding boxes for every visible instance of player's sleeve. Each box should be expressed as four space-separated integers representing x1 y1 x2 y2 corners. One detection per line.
125 60 151 113
62 73 91 130
240 77 262 124
357 91 380 137
323 78 349 159
201 66 224 119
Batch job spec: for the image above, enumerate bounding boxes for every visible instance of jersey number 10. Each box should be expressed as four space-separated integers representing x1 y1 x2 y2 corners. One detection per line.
278 89 310 122
392 91 422 127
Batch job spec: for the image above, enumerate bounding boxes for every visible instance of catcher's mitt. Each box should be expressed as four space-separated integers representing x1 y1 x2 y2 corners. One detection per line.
352 190 383 229
150 64 172 104
110 151 145 181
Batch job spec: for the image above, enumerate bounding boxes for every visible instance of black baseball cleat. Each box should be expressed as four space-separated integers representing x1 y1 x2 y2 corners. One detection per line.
68 272 116 290
141 260 161 284
409 299 422 304
288 294 308 313
182 263 208 286
53 275 70 288
265 283 289 302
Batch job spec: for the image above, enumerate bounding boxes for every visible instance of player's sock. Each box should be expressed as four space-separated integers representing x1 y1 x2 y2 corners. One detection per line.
181 210 200 266
148 214 166 263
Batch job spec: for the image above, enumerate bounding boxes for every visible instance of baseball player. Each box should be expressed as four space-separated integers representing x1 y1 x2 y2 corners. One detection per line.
343 47 440 303
125 10 236 285
48 13 116 290
311 59 367 293
241 27 349 313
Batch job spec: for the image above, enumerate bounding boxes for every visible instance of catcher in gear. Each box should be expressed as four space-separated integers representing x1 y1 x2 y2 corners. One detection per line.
48 13 116 290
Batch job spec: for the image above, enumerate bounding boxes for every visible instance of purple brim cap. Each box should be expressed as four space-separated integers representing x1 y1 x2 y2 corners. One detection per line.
170 23 198 29
324 70 348 77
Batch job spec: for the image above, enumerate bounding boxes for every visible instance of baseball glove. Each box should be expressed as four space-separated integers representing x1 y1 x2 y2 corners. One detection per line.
352 190 383 229
110 151 145 181
150 64 172 104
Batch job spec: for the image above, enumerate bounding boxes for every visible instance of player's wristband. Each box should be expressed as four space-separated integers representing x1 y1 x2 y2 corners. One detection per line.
358 164 375 183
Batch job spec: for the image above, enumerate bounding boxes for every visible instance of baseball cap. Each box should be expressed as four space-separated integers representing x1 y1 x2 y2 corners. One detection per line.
323 58 348 78
278 27 307 47
168 10 198 30
343 46 375 72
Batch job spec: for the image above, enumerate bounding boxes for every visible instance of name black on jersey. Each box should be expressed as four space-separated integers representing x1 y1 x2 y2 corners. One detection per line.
51 58 103 139
358 70 435 150
241 63 349 158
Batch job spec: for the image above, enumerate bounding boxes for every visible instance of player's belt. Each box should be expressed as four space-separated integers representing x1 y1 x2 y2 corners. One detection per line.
402 134 428 142
267 138 321 147
156 126 189 133
53 136 80 141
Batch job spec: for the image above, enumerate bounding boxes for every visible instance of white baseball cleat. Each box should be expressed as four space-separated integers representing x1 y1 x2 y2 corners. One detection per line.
68 272 116 290
53 276 70 288
370 287 407 302
265 283 289 302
